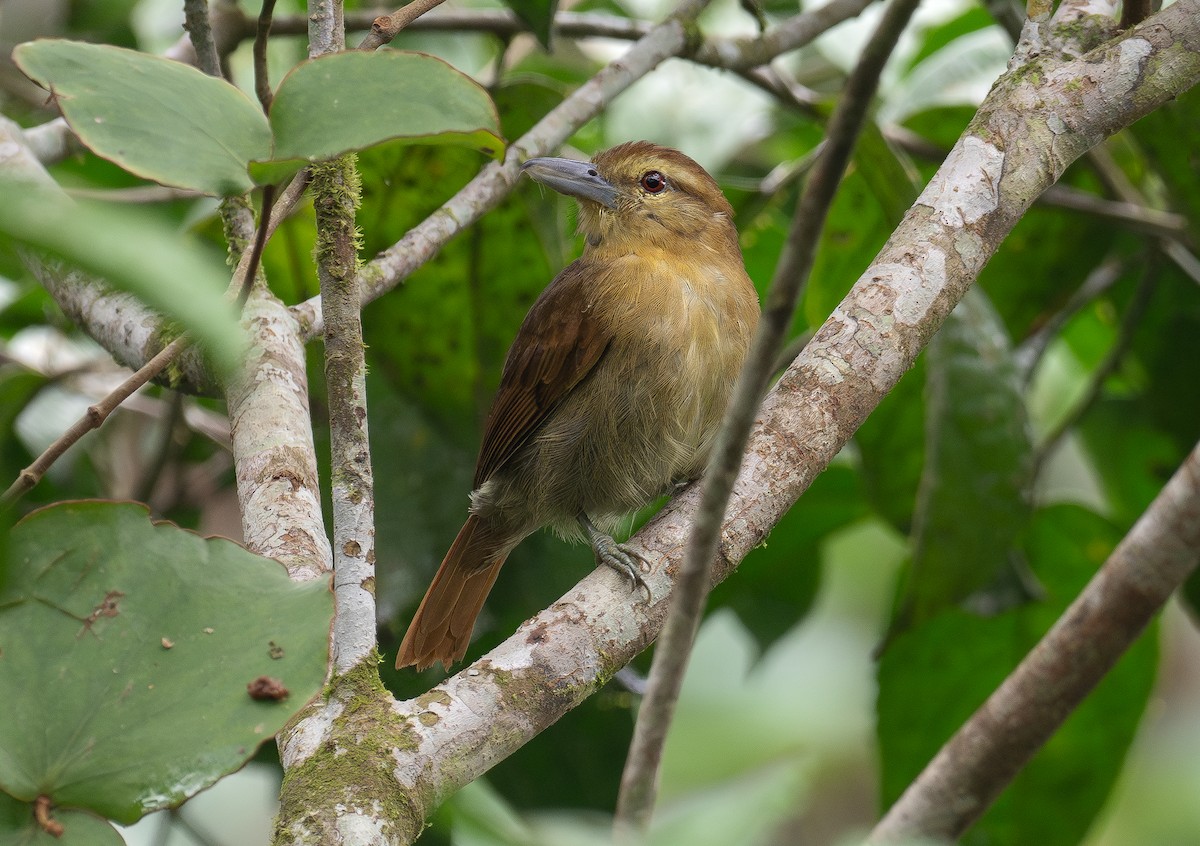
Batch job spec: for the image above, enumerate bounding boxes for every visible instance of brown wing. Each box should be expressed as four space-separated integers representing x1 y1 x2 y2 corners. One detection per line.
474 259 612 488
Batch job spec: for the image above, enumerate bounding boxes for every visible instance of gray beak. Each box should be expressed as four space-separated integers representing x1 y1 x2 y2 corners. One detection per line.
521 157 618 210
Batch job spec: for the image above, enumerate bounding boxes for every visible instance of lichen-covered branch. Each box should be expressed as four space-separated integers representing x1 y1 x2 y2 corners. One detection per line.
225 285 332 580
311 155 378 673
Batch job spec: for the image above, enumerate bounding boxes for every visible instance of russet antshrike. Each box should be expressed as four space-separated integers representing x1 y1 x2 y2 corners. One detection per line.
396 141 760 671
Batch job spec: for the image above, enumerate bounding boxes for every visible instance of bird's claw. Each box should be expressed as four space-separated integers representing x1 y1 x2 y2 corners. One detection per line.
578 513 652 601
592 535 652 601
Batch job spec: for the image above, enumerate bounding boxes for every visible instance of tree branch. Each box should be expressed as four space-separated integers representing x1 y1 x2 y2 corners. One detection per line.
224 281 332 580
217 175 329 580
868 434 1200 842
311 154 378 672
183 0 223 77
357 0 450 50
307 0 345 58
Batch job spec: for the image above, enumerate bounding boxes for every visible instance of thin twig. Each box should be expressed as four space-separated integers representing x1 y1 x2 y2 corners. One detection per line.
1039 184 1190 239
736 65 822 114
1015 253 1128 381
254 0 278 112
358 0 451 50
183 0 223 77
237 184 277 309
1 335 192 508
613 0 925 834
284 9 644 40
772 329 814 374
869 436 1200 843
1032 257 1159 474
1085 143 1200 285
694 0 877 69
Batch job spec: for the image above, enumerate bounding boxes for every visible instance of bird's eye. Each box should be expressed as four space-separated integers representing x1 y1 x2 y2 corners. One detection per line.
639 171 667 194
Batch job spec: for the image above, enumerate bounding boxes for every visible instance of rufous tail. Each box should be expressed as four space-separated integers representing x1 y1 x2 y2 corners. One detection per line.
396 514 507 671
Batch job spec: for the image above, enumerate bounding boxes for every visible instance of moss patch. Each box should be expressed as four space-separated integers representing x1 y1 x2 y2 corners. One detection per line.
274 654 423 844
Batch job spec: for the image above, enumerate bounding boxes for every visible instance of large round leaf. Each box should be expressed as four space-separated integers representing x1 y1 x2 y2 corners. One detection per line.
0 791 123 846
252 50 504 184
13 40 272 196
0 501 331 827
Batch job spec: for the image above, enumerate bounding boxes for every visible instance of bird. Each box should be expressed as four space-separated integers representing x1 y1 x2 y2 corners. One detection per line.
395 141 760 671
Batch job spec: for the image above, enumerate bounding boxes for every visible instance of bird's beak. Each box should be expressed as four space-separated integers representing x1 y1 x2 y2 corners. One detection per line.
521 157 619 210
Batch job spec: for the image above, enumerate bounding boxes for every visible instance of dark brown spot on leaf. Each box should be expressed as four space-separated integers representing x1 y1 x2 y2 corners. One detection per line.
247 676 289 701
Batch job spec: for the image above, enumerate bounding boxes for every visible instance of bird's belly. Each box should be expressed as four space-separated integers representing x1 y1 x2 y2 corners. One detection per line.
476 297 740 538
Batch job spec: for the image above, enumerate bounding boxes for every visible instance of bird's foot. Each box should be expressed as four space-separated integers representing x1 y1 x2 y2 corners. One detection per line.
578 514 651 601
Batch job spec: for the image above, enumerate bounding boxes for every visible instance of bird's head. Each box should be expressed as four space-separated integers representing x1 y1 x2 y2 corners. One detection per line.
521 141 738 255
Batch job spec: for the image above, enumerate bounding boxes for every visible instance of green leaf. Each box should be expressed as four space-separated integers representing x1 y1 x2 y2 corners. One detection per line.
0 368 48 491
1128 85 1200 244
0 501 331 825
0 791 123 846
902 6 996 71
893 287 1034 631
0 185 243 376
448 779 535 846
252 50 504 184
13 40 271 196
502 0 559 48
854 356 926 533
803 168 891 328
878 504 1157 846
853 122 921 227
713 462 867 649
